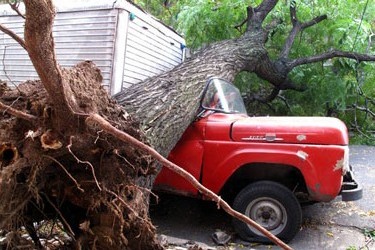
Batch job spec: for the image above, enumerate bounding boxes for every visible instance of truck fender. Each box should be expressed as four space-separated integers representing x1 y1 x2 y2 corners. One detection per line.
202 147 317 194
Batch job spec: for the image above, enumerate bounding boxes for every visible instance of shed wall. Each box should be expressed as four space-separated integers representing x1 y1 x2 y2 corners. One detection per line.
0 8 117 91
0 0 185 94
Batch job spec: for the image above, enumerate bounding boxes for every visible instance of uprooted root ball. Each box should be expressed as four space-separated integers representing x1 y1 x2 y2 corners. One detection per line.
0 62 162 249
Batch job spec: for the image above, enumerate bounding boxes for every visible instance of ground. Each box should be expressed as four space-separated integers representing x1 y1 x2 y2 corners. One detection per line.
151 145 375 250
0 146 373 249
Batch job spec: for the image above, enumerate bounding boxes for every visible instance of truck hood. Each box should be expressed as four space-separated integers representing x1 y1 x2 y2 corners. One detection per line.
231 116 348 145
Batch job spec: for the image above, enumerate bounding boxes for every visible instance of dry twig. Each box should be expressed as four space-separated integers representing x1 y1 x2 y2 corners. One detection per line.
43 155 85 193
0 100 37 121
41 192 76 239
67 137 102 192
86 113 293 250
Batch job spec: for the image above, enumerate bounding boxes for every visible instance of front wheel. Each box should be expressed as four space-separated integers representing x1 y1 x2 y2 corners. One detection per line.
232 181 302 243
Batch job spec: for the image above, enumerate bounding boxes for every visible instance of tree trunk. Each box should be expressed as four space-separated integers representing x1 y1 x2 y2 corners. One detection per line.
115 30 268 157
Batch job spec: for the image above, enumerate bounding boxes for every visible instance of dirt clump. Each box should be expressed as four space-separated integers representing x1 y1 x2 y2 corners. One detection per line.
0 62 161 249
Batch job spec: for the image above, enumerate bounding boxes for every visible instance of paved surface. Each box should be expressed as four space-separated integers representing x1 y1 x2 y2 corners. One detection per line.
151 146 375 250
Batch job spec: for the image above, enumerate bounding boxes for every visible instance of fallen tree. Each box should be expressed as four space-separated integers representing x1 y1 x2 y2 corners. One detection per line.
0 1 291 249
116 0 375 150
1 0 375 249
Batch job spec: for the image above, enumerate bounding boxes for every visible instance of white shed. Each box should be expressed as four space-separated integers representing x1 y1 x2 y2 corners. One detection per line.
0 0 186 95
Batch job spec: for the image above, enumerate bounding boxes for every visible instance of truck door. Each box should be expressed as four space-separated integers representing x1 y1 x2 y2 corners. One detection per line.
153 120 206 196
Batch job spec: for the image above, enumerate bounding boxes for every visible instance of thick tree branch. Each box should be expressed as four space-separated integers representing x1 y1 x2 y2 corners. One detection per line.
280 27 300 59
86 113 293 250
290 1 297 25
0 100 37 121
301 14 327 29
253 0 278 22
24 0 77 117
280 1 327 59
234 17 248 33
246 88 281 104
287 50 375 69
279 2 300 58
253 53 307 92
279 79 307 91
0 24 26 50
246 0 278 31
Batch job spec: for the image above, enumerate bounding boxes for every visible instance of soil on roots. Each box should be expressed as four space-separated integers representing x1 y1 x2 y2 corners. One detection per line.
0 62 162 249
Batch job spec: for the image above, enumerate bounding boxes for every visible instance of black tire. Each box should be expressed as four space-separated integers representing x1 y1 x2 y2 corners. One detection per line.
232 181 302 243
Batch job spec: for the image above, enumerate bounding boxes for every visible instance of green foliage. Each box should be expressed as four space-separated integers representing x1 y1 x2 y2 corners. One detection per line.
133 0 182 27
237 0 375 144
176 0 257 48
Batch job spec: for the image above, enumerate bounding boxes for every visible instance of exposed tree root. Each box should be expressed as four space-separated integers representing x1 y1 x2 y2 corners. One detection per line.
0 63 162 249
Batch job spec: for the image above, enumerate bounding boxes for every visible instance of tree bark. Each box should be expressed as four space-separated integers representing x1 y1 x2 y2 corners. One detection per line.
24 1 75 118
117 0 375 126
115 30 267 157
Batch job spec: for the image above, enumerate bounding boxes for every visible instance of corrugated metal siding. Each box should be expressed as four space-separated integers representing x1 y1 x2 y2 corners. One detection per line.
0 9 117 90
122 15 184 87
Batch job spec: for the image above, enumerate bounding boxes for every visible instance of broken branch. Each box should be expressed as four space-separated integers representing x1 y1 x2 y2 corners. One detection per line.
234 18 247 33
301 14 327 29
86 113 293 250
351 104 375 118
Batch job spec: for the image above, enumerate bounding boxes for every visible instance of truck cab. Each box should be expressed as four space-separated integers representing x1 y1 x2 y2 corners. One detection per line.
154 77 362 243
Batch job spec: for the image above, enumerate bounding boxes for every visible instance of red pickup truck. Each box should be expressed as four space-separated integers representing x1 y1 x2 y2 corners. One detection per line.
154 77 362 243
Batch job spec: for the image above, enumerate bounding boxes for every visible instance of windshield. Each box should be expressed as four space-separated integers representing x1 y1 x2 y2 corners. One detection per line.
201 78 247 114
